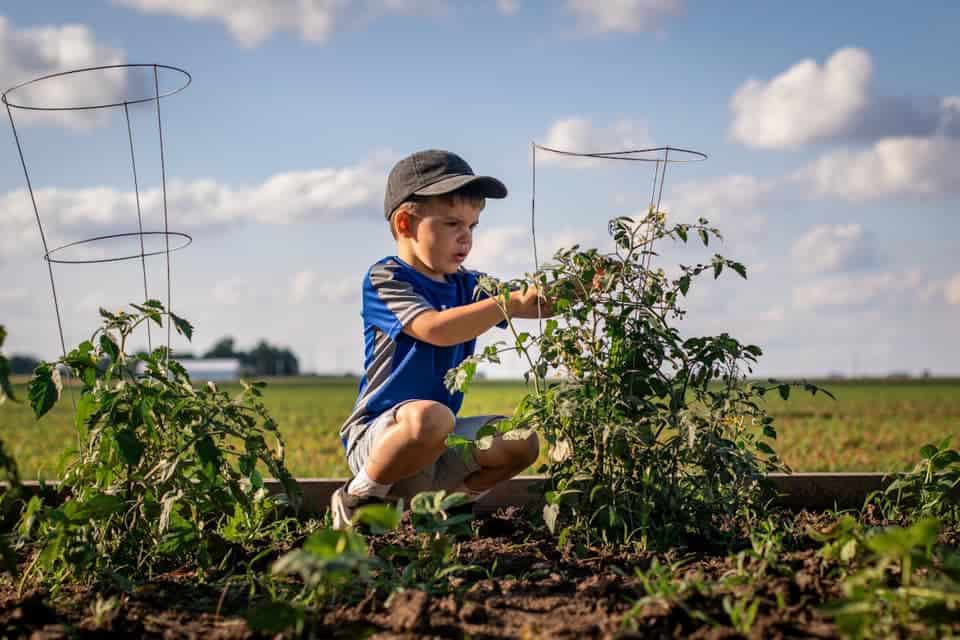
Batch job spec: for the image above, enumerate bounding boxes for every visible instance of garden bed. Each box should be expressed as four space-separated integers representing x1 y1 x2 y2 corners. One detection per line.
3 506 957 639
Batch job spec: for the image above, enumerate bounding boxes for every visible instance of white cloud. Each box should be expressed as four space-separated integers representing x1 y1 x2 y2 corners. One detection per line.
0 17 127 130
731 48 960 149
791 223 880 274
731 47 871 149
538 117 652 167
496 0 519 15
795 136 960 201
114 0 445 47
667 174 774 219
2 153 392 258
792 270 925 309
467 225 601 274
567 0 684 34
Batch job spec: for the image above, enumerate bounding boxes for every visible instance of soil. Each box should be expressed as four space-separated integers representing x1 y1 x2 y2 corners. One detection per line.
1 508 957 639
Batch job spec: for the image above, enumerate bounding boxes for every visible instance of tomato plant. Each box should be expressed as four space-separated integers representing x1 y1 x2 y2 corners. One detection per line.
19 301 302 588
448 208 831 549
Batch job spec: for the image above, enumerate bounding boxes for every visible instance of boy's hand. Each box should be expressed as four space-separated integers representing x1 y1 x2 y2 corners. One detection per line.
508 285 549 317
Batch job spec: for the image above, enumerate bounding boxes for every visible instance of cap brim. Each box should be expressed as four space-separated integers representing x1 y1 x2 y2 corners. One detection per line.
413 174 508 199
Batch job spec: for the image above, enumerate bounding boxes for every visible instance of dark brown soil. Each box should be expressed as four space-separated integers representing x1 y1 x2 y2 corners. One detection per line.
1 509 956 639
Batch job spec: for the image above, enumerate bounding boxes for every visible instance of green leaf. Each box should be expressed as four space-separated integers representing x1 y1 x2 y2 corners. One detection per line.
28 363 61 419
713 261 723 279
75 392 98 435
245 601 304 634
76 493 126 520
169 312 194 341
303 529 367 558
676 225 688 242
729 262 747 279
195 435 221 471
0 355 14 404
919 443 938 459
115 429 144 466
354 503 402 534
698 229 709 246
678 276 691 296
99 333 120 362
778 384 790 401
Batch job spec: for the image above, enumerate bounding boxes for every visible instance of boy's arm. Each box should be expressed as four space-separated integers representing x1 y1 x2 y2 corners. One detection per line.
404 286 549 347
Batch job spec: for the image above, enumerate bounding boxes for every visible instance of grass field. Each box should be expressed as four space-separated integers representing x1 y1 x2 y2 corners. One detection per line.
1 377 957 480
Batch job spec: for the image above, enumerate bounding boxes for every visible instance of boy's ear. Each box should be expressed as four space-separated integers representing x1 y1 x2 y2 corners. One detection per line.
395 209 412 236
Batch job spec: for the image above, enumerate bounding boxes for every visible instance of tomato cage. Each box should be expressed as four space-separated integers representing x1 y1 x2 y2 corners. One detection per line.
529 143 707 308
2 64 192 360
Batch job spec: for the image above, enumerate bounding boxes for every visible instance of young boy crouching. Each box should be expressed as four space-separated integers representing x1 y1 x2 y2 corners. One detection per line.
333 149 555 529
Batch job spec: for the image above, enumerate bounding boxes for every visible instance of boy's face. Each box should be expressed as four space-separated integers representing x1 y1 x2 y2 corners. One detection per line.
400 197 481 280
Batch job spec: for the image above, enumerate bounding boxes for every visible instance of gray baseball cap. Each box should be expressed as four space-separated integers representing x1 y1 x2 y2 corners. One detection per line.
384 149 507 220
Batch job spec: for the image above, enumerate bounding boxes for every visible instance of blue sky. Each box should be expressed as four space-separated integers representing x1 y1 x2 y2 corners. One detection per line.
1 1 958 378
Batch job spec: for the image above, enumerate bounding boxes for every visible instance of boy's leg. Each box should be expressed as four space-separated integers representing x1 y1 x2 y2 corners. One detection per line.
431 416 539 501
334 400 455 529
363 400 455 483
462 431 539 493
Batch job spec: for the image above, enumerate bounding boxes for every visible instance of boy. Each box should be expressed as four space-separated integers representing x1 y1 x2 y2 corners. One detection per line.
333 149 552 530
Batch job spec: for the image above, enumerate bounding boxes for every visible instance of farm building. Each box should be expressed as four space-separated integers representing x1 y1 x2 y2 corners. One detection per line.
136 357 241 382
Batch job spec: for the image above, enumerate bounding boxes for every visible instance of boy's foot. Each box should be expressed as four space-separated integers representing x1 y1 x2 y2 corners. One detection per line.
331 480 386 530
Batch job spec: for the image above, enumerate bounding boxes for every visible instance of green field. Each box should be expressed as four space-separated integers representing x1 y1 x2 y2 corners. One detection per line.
1 377 957 480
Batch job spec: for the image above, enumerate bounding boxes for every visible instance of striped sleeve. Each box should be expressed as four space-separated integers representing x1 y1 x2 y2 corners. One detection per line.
364 263 435 339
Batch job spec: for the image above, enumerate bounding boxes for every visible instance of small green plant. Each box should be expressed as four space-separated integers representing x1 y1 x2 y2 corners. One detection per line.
818 517 960 638
867 437 960 525
379 490 482 591
19 301 301 589
447 208 831 549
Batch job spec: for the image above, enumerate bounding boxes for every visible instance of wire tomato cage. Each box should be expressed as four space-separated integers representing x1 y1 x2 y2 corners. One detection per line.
2 63 192 363
529 143 707 312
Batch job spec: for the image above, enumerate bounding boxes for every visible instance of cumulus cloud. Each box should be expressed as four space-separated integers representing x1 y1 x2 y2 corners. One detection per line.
792 270 924 309
567 0 684 34
730 47 960 149
2 153 392 259
466 225 601 274
794 136 960 201
0 16 127 130
791 223 881 274
114 0 445 47
667 174 774 219
538 117 652 167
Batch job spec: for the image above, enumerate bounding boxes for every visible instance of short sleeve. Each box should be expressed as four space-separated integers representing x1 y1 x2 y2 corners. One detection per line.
468 270 508 330
364 264 435 339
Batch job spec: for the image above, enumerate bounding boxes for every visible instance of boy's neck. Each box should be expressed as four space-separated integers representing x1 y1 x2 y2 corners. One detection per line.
397 245 448 283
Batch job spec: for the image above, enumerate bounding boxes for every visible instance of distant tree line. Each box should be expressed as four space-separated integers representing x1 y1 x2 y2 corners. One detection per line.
7 337 299 377
176 337 300 376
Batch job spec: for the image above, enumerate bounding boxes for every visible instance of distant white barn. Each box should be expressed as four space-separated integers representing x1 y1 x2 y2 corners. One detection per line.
137 358 242 382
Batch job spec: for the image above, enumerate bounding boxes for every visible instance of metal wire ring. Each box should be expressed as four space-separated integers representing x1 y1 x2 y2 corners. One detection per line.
44 231 193 264
1 64 191 111
533 144 707 163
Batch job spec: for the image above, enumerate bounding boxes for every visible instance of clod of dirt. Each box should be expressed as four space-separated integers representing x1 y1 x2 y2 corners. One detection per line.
458 601 486 624
388 589 429 632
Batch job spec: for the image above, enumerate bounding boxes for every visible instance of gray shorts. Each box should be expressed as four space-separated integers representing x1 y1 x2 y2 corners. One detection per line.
346 400 507 500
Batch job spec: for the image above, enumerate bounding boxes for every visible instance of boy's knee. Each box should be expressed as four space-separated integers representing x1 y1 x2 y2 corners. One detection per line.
398 401 455 447
504 431 539 468
519 432 540 466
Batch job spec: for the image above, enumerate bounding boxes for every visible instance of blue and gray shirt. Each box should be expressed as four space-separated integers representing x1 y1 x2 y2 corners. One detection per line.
340 256 505 455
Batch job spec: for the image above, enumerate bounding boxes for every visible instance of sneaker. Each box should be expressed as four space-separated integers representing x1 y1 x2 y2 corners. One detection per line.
331 480 386 530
